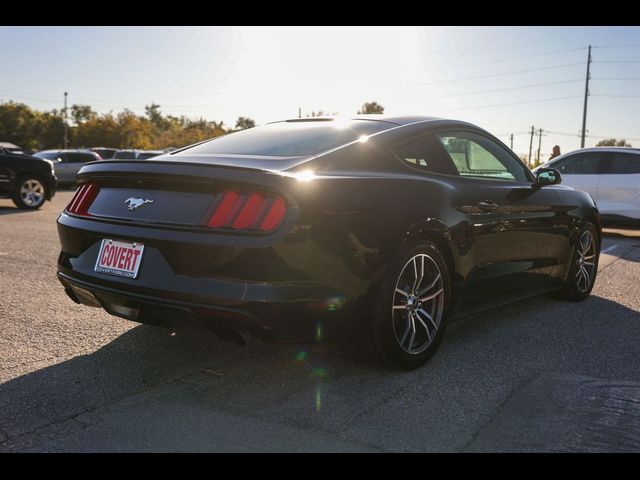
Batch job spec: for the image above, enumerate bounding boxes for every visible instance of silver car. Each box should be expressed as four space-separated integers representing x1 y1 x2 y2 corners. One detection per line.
34 149 101 185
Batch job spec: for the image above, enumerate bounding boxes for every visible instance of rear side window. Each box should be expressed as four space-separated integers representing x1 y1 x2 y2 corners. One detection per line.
138 152 160 159
607 153 640 174
393 134 458 176
436 131 529 181
553 153 604 174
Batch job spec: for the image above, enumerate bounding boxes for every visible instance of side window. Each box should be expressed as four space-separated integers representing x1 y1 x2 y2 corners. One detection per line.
435 131 529 181
554 153 603 174
393 134 458 176
607 153 640 174
64 153 84 163
67 153 95 163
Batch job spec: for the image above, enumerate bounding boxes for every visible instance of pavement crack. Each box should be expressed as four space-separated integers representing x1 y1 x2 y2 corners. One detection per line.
458 370 544 452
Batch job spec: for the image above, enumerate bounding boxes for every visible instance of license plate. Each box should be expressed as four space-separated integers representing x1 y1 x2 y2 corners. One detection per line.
94 239 144 279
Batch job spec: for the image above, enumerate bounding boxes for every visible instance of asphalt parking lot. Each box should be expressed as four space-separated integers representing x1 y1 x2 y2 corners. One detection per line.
1 191 640 452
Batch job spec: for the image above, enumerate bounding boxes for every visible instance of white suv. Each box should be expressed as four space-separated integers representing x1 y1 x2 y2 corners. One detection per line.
536 147 640 221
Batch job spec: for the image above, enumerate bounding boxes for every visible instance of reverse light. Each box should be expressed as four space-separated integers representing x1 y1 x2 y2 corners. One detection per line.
66 183 100 216
204 190 288 233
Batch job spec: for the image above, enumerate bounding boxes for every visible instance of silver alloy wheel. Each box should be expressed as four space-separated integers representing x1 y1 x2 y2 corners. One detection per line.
575 230 596 293
20 178 45 207
392 253 445 355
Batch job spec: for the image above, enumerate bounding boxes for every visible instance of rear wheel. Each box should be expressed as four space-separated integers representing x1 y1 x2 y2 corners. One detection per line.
12 176 47 209
360 241 452 370
560 222 599 301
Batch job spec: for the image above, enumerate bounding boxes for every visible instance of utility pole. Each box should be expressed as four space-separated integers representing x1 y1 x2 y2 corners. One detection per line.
528 125 535 168
510 133 514 150
298 107 301 119
580 45 592 148
63 91 68 149
537 128 543 164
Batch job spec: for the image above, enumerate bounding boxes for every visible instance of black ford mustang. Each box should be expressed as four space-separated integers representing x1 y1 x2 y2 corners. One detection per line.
57 116 601 369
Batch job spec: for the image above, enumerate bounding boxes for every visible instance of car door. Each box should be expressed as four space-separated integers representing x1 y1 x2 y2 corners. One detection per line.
433 130 570 302
550 151 606 203
54 153 76 183
596 151 640 219
64 152 92 184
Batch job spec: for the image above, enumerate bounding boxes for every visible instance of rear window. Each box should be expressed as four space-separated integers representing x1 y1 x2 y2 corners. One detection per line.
113 151 137 160
178 120 394 157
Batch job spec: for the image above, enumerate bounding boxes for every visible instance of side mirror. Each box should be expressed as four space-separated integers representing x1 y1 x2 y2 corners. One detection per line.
535 167 561 187
54 157 63 163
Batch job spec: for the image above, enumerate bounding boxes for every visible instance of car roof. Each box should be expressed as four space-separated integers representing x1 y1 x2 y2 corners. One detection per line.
272 114 444 127
37 149 97 154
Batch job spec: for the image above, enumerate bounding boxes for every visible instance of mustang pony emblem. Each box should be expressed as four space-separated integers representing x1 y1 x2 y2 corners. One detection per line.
125 197 154 211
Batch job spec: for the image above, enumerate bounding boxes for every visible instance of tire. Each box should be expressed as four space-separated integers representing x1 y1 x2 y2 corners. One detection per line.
559 222 599 301
12 175 47 210
360 240 452 370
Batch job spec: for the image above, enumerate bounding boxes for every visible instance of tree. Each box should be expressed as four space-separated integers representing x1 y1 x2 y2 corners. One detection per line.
357 102 384 114
70 104 97 125
596 138 632 147
235 117 256 130
0 100 231 151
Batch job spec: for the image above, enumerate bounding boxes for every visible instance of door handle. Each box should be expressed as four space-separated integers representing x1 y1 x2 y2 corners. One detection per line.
477 200 499 212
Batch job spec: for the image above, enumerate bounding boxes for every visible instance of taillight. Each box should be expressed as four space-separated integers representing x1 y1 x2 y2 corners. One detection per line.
204 189 288 233
66 183 100 216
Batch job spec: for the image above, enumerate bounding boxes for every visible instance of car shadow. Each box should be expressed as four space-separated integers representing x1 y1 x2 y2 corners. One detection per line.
2 294 640 451
0 205 41 216
601 228 640 264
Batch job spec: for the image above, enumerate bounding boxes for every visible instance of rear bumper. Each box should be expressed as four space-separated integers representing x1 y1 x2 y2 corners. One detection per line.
57 269 359 341
56 213 368 342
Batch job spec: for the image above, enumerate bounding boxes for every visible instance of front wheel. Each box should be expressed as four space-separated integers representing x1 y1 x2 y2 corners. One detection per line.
12 176 47 209
560 222 599 301
360 241 452 370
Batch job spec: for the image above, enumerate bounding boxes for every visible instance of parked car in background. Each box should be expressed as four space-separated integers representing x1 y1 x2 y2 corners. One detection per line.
0 148 56 209
112 149 164 160
34 149 101 185
90 147 118 160
0 142 35 155
534 147 640 222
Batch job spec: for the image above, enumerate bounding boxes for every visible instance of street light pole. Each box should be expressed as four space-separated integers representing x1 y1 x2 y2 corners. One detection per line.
63 92 68 149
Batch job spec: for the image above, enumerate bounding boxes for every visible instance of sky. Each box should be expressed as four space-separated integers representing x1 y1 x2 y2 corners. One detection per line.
1 26 640 161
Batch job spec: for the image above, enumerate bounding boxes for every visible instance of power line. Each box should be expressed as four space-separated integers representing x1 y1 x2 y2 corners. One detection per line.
593 60 640 64
415 62 584 86
422 79 583 99
592 77 640 81
451 95 582 112
544 130 640 142
429 46 586 69
593 44 640 49
592 94 640 98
